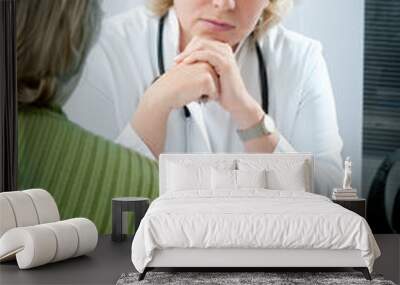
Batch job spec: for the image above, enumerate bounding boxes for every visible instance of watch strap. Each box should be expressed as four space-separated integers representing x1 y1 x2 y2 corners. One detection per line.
236 115 274 142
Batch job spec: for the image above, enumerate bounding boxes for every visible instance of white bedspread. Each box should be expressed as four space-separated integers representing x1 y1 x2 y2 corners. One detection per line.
131 190 380 273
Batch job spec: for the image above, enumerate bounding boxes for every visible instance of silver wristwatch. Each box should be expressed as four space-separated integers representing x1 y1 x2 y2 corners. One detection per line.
236 114 276 142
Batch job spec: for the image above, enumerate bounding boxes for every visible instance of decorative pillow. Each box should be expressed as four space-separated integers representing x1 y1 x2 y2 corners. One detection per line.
266 168 307 191
236 169 268 189
211 168 237 190
237 159 309 191
166 162 211 191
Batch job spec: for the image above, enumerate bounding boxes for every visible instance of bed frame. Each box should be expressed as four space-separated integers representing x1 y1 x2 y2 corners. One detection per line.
140 248 371 280
139 153 371 281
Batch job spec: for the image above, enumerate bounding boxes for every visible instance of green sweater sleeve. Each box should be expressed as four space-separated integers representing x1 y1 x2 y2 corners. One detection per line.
18 106 159 234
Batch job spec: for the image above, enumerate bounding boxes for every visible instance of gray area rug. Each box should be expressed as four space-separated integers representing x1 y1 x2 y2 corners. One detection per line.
116 271 396 285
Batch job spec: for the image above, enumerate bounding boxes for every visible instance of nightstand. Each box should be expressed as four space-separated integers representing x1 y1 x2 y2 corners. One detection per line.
332 198 366 218
112 197 150 242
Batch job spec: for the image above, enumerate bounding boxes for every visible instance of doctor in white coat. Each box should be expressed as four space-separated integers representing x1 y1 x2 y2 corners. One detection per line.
63 0 344 196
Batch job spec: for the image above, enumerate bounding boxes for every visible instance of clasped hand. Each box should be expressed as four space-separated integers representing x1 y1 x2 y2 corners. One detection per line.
149 36 257 116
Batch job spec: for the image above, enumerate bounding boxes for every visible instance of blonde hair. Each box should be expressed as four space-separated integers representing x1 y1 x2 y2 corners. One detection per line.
149 0 293 38
16 0 102 106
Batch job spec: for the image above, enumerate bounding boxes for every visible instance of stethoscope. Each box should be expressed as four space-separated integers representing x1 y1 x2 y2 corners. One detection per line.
155 13 269 150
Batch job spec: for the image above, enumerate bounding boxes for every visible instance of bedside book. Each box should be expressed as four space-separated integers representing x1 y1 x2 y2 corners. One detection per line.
332 188 358 200
332 195 358 200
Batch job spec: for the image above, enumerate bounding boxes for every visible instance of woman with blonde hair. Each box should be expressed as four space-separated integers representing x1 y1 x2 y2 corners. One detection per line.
17 0 159 234
64 0 344 196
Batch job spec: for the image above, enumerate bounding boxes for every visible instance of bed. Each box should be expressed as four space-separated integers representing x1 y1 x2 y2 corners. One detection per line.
131 153 380 280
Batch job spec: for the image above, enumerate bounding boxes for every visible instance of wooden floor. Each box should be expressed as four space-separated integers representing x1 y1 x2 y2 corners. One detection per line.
0 234 398 284
0 235 133 285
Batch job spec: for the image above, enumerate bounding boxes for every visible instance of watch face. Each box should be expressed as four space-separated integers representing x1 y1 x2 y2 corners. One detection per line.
263 115 276 133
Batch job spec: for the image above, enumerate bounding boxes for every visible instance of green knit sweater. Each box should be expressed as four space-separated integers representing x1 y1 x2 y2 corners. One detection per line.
18 106 159 234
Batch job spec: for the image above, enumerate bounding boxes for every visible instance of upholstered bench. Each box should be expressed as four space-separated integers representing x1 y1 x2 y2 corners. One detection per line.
0 189 98 269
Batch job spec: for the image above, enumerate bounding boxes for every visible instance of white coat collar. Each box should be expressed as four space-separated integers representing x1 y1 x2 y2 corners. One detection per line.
163 8 214 152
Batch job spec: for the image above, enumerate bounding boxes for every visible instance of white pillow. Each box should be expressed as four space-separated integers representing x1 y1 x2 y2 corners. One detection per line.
266 168 307 191
211 168 236 190
236 169 268 189
166 162 211 191
211 168 268 190
237 159 309 191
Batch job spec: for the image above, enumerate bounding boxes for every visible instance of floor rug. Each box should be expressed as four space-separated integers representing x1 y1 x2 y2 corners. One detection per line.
116 271 396 285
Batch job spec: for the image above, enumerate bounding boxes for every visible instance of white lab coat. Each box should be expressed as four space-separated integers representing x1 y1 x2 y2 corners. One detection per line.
63 6 344 196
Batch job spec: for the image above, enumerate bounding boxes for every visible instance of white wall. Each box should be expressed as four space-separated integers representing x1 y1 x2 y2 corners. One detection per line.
102 0 365 193
283 0 364 193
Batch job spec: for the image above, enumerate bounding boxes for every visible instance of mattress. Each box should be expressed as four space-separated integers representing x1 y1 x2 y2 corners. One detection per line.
131 189 380 273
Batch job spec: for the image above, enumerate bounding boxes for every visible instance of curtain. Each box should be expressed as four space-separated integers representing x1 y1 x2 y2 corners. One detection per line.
364 0 400 233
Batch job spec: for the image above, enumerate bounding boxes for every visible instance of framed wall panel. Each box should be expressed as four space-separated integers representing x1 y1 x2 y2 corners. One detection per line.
0 0 17 192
